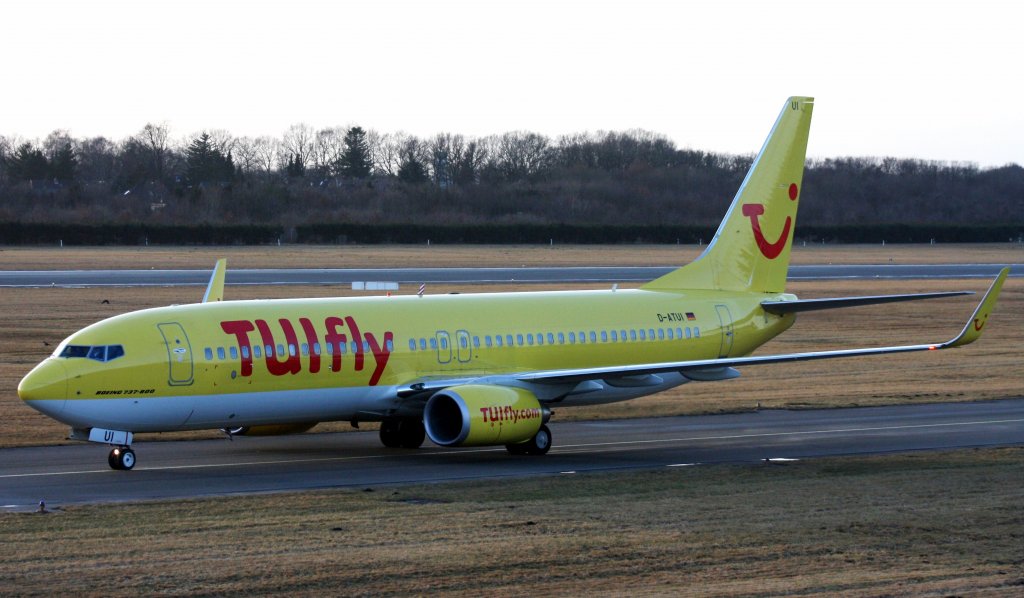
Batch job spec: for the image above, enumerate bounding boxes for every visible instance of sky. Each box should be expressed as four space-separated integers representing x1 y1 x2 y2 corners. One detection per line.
3 0 1020 166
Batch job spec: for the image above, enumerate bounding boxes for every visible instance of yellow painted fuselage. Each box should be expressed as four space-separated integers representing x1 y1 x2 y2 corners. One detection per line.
25 288 794 432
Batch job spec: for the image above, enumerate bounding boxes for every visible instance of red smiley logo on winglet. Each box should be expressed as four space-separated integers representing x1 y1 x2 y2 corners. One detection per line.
742 183 799 260
974 316 987 331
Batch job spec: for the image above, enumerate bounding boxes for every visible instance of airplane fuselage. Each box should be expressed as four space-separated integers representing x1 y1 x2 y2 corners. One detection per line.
23 288 795 433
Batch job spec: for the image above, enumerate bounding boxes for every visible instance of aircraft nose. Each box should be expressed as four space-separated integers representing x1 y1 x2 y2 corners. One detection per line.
18 359 68 406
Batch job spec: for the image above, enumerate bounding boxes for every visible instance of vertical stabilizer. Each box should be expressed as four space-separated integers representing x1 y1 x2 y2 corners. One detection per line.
642 97 814 293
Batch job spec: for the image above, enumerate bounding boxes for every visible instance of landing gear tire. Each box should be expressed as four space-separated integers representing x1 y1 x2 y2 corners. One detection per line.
108 447 135 470
380 419 426 449
506 425 552 456
398 419 426 449
380 420 402 448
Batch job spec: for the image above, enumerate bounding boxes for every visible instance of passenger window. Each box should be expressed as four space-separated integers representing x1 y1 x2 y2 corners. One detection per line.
667 328 674 340
229 346 238 360
534 334 541 346
638 329 646 341
326 342 334 355
568 332 575 344
242 345 251 359
620 330 627 341
684 327 690 339
517 334 524 346
485 336 493 348
301 343 309 356
649 328 656 339
430 338 438 349
589 331 597 343
314 343 321 355
658 329 665 340
494 335 502 347
419 338 427 350
527 334 534 346
205 348 214 360
409 339 417 351
601 331 608 342
386 339 394 352
217 347 226 360
630 330 638 341
473 336 480 348
265 344 274 357
560 332 567 344
254 345 262 358
506 335 514 346
547 333 555 345
289 344 297 357
694 327 700 338
610 331 618 342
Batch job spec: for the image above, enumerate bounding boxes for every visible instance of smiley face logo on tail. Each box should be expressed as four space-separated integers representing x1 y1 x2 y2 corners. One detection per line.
741 183 799 260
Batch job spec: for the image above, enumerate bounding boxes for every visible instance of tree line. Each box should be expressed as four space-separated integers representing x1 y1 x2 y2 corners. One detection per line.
0 123 1020 233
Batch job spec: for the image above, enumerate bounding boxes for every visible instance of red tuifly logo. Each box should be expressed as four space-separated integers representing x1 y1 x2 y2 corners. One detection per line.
742 183 798 260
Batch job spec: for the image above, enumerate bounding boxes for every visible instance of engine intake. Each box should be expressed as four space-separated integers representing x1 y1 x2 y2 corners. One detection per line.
424 385 548 447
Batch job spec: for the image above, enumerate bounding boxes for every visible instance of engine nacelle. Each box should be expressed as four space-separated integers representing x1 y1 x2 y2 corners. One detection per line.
424 385 548 447
225 422 318 436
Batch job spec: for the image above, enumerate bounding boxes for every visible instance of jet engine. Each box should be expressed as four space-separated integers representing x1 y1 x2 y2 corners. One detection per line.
424 384 550 447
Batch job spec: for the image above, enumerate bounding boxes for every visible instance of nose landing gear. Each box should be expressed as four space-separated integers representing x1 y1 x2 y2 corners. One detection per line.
108 446 136 470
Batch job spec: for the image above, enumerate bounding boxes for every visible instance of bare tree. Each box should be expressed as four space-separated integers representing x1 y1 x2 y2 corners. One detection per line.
372 131 407 177
204 129 237 156
310 127 345 177
136 122 172 181
490 131 552 181
280 123 315 173
77 136 119 182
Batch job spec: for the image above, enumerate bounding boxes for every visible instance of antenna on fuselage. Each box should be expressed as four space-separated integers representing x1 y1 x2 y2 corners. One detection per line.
203 259 227 303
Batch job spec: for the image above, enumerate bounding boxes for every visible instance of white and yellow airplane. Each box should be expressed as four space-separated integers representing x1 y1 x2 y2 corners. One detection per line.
18 97 1009 470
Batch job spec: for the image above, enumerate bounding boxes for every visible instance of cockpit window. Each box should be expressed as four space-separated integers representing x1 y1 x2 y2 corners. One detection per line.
59 344 125 362
60 345 90 358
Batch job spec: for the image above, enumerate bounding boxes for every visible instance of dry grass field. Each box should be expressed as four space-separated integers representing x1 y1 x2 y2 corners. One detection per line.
1 448 1022 596
0 244 1021 448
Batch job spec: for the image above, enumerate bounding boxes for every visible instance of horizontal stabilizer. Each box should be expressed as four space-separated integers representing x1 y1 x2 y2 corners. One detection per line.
761 291 973 315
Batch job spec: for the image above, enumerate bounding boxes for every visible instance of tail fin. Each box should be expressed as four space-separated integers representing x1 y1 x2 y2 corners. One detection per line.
642 96 814 293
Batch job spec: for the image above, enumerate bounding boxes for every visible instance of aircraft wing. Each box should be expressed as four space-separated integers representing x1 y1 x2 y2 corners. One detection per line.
516 267 1009 386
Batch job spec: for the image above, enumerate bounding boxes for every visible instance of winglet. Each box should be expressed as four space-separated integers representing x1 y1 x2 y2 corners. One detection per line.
942 267 1009 348
202 259 227 303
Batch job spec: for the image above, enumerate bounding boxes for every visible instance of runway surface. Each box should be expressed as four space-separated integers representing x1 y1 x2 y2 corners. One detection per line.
2 399 1021 510
0 263 1018 287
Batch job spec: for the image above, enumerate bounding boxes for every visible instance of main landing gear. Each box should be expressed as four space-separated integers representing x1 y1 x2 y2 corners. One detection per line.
505 425 552 456
379 419 426 449
108 446 136 470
